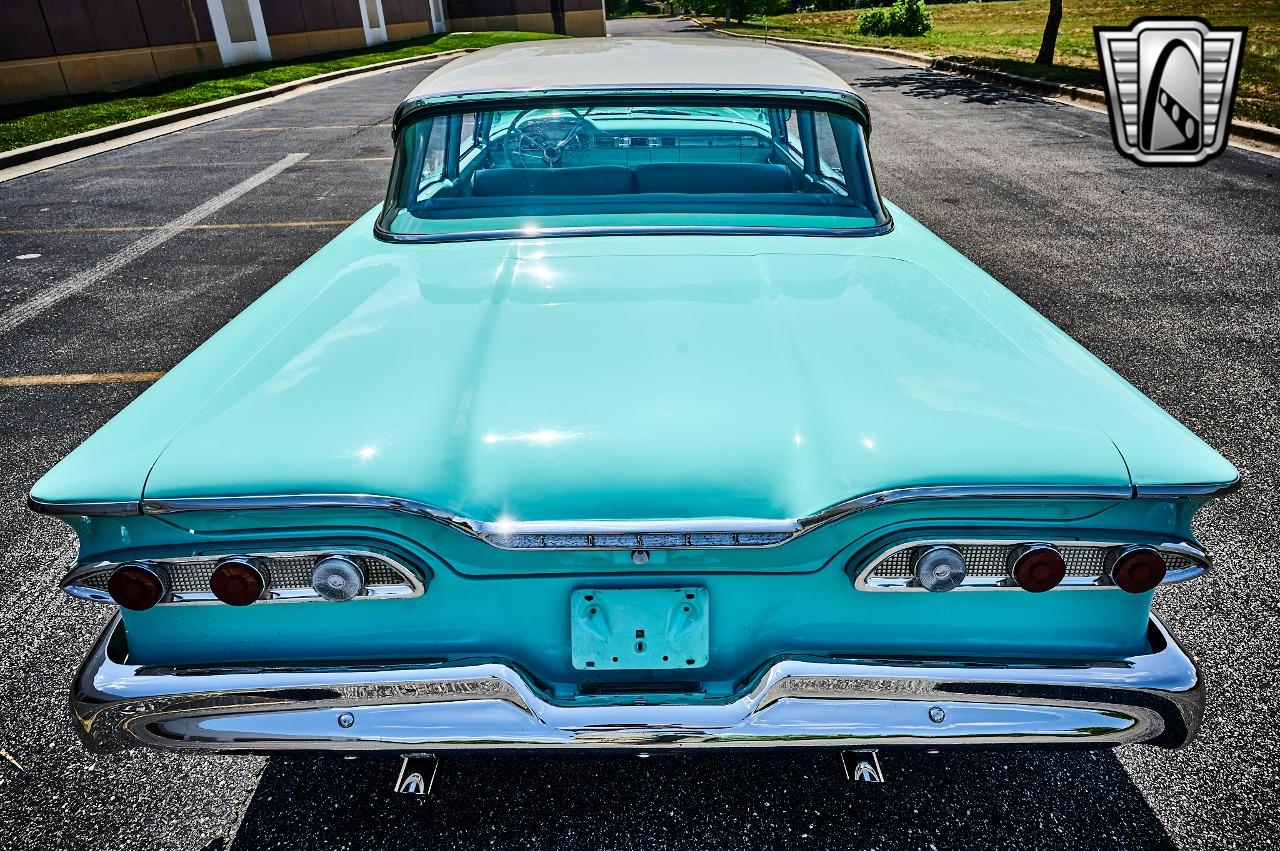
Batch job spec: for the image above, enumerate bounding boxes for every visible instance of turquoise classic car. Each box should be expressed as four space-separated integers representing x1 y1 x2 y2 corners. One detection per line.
32 38 1237 761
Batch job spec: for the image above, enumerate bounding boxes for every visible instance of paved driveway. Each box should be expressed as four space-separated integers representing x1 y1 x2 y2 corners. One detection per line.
0 17 1275 850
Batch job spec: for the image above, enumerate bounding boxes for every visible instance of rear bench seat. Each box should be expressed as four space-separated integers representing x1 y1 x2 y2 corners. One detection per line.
470 163 794 196
472 166 633 196
634 163 793 194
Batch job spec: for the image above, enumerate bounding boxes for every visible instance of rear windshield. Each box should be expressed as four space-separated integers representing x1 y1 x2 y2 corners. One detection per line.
378 98 887 241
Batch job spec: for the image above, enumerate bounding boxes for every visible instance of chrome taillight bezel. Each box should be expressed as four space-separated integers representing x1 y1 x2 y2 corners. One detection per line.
1008 543 1068 593
209 556 271 606
310 554 366 602
62 548 426 606
1103 545 1169 594
106 561 171 610
912 545 967 592
849 538 1207 592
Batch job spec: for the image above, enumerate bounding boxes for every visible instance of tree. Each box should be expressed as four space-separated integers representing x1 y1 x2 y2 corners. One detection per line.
1036 0 1063 65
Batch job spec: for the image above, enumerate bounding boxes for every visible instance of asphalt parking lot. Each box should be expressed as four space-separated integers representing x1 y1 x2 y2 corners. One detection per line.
1 16 1276 850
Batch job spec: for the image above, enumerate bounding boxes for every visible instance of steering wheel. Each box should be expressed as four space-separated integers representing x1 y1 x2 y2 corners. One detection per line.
502 108 596 168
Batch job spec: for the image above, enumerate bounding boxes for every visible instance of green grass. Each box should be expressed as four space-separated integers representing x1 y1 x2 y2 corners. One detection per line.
701 0 1279 127
0 31 561 153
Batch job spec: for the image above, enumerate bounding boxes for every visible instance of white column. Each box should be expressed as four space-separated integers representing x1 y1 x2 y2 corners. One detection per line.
206 0 271 66
428 0 447 33
359 0 390 46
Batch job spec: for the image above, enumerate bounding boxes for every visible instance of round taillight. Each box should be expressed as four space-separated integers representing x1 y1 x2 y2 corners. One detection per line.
1010 544 1066 593
1108 546 1167 594
913 545 966 592
311 555 365 602
107 562 169 611
210 557 268 606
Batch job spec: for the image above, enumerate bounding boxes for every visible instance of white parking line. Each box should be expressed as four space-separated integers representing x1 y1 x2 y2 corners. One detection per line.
0 220 352 236
0 152 308 335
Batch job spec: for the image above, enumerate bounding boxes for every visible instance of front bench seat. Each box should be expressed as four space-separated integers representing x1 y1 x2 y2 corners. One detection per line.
634 162 795 194
472 166 634 196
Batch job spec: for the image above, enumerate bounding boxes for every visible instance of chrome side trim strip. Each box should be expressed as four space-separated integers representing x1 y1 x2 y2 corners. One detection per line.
135 485 1135 534
30 482 1233 550
472 518 801 535
71 615 1203 753
798 485 1136 532
1133 478 1241 500
140 493 469 524
28 494 141 516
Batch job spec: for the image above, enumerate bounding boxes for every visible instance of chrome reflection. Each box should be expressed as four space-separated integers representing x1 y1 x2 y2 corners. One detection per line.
71 616 1201 754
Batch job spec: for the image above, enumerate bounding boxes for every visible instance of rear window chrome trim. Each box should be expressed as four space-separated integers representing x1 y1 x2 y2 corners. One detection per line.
393 86 874 134
372 220 895 245
381 89 887 243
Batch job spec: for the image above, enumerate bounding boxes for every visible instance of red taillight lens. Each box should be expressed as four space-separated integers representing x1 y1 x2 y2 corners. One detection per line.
1011 544 1066 593
210 558 268 606
1109 547 1167 594
107 563 168 611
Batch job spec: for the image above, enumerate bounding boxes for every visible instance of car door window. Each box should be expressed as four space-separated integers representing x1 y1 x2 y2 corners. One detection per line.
814 112 846 187
416 119 448 200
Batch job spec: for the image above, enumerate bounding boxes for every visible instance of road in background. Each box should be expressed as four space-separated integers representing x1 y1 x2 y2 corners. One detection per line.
1 17 1275 849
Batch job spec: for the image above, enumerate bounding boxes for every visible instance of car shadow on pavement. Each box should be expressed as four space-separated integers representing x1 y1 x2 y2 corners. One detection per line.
854 69 1047 107
231 749 1175 849
650 21 707 34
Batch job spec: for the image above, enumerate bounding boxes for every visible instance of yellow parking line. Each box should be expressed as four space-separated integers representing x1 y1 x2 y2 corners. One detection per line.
0 220 353 236
0 371 165 387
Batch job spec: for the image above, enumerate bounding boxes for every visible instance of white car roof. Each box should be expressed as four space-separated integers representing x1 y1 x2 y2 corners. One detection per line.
403 37 856 102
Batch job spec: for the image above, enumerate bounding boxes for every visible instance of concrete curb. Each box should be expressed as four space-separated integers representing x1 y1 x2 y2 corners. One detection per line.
695 22 1280 150
0 48 474 171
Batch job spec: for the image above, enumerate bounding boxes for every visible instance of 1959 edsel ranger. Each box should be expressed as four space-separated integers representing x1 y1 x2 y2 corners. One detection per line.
32 38 1238 758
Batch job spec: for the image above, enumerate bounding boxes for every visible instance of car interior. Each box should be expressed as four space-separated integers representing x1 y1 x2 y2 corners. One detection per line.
383 103 886 234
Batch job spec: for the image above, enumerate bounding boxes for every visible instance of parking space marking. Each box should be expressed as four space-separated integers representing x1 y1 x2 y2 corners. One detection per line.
177 124 390 133
0 152 308 334
0 53 456 184
81 157 390 172
0 220 352 236
0 371 165 387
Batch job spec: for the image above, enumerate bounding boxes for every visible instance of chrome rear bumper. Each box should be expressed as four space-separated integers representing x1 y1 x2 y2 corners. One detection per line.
72 616 1202 754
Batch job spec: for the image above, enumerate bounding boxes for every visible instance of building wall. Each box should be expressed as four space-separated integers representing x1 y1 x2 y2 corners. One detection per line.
0 0 222 104
383 0 437 39
444 0 605 37
0 0 435 107
261 0 369 59
0 0 604 110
